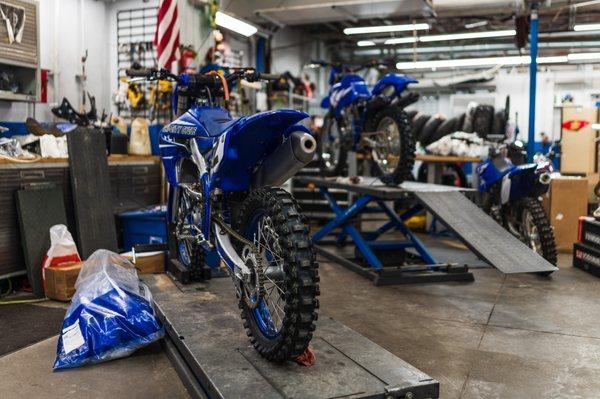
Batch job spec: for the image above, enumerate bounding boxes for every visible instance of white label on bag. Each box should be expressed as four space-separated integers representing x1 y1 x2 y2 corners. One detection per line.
62 319 85 354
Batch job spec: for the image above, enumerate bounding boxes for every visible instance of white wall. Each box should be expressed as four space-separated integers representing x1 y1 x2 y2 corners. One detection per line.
1 0 211 122
0 0 110 123
494 69 557 141
270 27 320 83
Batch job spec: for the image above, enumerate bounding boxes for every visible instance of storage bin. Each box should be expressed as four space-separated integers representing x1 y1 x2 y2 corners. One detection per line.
119 205 167 252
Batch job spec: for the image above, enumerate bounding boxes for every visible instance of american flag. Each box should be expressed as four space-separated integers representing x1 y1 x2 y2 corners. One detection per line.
154 0 181 70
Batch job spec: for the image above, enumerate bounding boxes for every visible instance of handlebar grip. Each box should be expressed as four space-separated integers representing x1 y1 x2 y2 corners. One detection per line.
185 74 223 95
258 73 280 80
125 68 155 77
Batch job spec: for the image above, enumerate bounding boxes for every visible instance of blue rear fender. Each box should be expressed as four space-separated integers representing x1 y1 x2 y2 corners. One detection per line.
372 73 418 96
506 163 540 201
210 109 310 191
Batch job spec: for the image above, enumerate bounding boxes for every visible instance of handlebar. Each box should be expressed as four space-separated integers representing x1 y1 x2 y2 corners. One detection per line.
256 73 280 80
125 67 280 85
125 67 155 77
125 67 281 102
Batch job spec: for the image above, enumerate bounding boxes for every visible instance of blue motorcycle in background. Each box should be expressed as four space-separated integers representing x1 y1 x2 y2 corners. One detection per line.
312 60 418 185
126 67 320 361
478 142 557 273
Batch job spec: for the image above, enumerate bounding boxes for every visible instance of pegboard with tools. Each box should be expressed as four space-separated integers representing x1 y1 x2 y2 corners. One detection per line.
116 6 171 123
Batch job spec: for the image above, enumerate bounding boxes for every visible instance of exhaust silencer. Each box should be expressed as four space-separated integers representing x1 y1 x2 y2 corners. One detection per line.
538 172 551 185
252 131 316 187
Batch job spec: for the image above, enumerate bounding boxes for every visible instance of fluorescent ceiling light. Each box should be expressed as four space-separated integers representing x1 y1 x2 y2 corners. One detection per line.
537 56 568 63
396 54 570 70
568 52 600 60
215 11 257 37
419 29 516 42
465 21 488 29
344 23 429 35
397 56 526 70
384 37 418 45
574 23 600 32
357 40 376 47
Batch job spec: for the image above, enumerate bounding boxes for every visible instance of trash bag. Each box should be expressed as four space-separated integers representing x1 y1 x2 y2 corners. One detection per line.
53 249 164 370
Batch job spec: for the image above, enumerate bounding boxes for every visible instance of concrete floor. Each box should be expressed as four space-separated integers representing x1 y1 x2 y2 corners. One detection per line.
0 338 188 398
318 239 600 399
1 237 599 398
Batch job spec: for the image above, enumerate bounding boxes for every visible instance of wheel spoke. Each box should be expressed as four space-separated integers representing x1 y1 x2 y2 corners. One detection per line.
249 214 287 333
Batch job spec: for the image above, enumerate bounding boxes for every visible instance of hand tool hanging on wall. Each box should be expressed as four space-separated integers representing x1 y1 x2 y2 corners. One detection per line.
76 50 88 111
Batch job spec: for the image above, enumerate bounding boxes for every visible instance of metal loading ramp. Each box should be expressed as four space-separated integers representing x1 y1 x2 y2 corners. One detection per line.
294 176 557 276
414 190 558 274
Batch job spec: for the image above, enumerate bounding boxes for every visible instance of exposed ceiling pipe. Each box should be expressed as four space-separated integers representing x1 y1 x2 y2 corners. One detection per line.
539 29 600 38
420 0 437 18
571 0 600 8
330 5 359 23
431 0 525 17
255 11 286 29
255 0 403 15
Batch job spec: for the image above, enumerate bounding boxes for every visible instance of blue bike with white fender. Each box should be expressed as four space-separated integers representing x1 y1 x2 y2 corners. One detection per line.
478 142 557 274
126 67 319 361
312 60 418 185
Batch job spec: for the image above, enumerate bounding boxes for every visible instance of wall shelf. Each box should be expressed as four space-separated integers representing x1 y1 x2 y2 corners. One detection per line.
0 0 40 103
0 90 36 102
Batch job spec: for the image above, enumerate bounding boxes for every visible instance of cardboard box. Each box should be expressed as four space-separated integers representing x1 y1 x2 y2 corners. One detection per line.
560 107 598 174
121 251 165 274
45 262 83 302
542 176 588 252
586 173 599 205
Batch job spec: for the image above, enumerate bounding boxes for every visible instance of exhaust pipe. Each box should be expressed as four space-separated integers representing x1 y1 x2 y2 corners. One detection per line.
252 131 316 187
538 172 551 185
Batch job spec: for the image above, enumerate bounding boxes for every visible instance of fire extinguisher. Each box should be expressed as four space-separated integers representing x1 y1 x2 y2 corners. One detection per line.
180 46 197 74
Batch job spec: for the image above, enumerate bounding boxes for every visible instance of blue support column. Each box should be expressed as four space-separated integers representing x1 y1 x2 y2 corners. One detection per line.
527 6 539 162
255 37 266 73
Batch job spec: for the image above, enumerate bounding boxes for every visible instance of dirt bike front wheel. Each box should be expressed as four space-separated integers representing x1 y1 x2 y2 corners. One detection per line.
236 187 319 361
366 106 416 186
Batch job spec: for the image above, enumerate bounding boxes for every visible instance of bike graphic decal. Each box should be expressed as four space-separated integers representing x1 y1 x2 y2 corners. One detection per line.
329 87 352 108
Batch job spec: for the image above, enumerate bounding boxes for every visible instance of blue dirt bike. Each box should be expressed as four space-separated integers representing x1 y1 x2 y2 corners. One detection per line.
126 67 319 361
312 60 418 185
478 142 557 273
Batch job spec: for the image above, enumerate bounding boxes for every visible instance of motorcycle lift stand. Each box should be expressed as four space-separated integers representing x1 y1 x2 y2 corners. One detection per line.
143 274 440 399
295 176 557 285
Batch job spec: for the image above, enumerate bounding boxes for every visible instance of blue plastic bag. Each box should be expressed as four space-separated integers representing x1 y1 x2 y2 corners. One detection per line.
53 250 164 370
